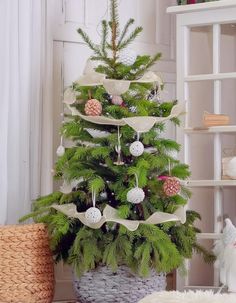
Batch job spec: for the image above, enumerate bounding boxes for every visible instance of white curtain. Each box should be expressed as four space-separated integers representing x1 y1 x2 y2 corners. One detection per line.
0 0 53 224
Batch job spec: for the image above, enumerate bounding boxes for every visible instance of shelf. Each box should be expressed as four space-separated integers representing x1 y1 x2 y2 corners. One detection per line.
197 233 221 240
184 72 236 82
184 125 236 133
182 180 236 187
167 1 236 14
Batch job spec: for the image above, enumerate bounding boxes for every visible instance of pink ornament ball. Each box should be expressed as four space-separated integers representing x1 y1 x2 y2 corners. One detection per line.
85 99 102 116
163 177 181 197
112 95 123 105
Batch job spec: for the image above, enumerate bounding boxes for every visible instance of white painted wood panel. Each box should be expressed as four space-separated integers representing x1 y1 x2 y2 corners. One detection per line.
168 1 236 290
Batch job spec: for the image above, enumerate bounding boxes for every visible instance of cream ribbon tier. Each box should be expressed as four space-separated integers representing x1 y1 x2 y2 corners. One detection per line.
67 102 184 133
52 203 186 231
75 59 163 89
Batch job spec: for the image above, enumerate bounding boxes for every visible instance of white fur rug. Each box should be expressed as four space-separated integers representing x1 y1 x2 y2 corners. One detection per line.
138 291 236 303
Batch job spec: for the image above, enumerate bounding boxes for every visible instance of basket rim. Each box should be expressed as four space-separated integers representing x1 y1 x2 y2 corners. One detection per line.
0 223 46 230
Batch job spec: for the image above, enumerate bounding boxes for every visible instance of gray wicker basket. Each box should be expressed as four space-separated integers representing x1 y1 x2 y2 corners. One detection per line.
73 265 166 303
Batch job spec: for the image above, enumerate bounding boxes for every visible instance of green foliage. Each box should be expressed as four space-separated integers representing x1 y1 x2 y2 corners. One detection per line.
77 0 160 80
20 0 214 279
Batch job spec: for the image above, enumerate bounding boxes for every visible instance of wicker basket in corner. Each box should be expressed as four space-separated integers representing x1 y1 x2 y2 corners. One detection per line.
0 224 54 303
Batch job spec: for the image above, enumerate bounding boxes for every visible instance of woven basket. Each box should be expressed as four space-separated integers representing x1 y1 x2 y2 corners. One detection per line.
0 224 54 303
73 265 166 303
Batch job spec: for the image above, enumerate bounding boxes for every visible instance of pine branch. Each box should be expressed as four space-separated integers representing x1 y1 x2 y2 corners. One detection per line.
133 52 162 79
101 20 108 56
110 0 119 26
193 243 216 264
117 18 135 47
110 0 120 60
118 26 143 50
77 28 101 56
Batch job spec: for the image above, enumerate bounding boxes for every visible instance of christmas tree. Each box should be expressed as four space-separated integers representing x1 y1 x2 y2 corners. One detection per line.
21 0 214 278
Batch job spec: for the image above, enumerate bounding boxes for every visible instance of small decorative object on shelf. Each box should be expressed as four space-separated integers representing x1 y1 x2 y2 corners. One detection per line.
0 224 54 303
21 1 215 302
203 111 230 127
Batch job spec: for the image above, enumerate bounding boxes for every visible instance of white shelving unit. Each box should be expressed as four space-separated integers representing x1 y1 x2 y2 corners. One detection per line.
167 0 236 291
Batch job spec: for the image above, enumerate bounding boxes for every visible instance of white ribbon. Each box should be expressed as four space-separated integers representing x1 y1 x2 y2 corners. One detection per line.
67 102 185 133
52 203 186 231
92 188 96 207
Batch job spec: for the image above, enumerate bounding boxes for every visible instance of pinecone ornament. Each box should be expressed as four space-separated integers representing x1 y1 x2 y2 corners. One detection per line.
163 177 181 197
85 99 102 116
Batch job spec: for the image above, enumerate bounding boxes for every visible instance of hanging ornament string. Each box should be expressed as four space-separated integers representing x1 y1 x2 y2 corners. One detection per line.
114 126 124 165
134 173 139 188
168 159 171 176
92 188 96 208
137 132 140 141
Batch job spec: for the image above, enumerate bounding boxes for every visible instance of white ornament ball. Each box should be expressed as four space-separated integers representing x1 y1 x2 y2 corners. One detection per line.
226 157 236 179
129 141 144 157
127 187 145 204
112 95 123 105
56 145 65 157
85 207 102 224
119 49 137 66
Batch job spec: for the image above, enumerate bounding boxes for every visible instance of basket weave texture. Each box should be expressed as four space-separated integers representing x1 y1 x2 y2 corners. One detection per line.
0 224 54 303
73 265 166 303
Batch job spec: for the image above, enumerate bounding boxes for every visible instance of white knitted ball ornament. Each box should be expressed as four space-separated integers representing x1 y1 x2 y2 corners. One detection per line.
127 187 145 204
130 141 144 157
119 49 137 66
85 207 102 224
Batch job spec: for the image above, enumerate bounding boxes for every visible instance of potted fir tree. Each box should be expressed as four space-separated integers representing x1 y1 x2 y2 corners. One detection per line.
21 1 214 302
